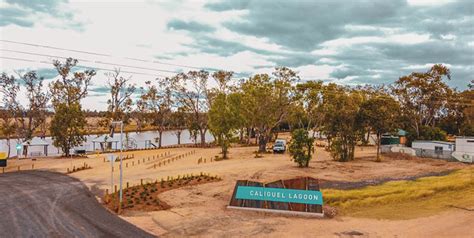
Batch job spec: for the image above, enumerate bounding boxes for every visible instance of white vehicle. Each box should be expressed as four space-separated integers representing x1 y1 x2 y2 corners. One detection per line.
273 139 286 153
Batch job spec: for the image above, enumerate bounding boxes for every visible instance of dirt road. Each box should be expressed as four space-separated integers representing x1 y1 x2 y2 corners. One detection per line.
0 171 154 238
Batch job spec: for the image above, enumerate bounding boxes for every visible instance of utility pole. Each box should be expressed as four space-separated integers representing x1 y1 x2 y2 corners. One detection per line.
112 121 124 213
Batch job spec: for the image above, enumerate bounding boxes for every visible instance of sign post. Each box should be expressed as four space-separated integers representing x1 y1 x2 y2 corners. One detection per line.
111 121 124 213
107 154 115 193
0 152 7 167
16 144 22 159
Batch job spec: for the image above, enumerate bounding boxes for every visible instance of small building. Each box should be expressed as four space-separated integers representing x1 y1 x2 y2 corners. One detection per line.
411 140 455 160
22 138 49 157
452 137 474 163
381 129 407 146
92 135 120 152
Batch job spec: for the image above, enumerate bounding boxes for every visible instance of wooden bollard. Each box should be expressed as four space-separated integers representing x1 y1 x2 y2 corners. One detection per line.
143 158 145 162
204 158 206 163
67 168 70 173
126 163 128 168
140 179 143 185
32 164 34 169
114 185 117 193
126 182 129 189
105 189 109 203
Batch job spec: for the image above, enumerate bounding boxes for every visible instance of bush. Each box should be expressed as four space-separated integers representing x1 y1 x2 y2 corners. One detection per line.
288 129 315 167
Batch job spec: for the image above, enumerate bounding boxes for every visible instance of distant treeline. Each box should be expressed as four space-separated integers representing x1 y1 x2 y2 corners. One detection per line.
1 58 473 161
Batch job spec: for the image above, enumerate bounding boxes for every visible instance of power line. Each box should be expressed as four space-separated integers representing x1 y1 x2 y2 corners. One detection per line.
1 49 179 75
0 56 168 77
0 39 245 76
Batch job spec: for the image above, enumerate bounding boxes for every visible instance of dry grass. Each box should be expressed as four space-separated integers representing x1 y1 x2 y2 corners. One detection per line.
323 167 474 219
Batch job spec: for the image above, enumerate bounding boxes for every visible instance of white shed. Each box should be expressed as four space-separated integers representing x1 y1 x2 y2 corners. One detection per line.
411 140 454 159
412 141 454 151
455 137 474 153
452 137 474 163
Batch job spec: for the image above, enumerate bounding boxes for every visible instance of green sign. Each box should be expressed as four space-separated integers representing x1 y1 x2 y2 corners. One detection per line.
236 186 323 205
16 144 22 150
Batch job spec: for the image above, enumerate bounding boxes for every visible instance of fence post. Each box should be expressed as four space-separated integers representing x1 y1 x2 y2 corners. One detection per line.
105 189 109 203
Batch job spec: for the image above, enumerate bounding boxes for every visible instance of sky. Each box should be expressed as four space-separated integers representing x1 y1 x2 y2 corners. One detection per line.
0 0 473 111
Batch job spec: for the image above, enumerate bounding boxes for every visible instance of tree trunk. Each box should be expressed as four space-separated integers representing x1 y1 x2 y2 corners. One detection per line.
64 143 70 157
200 129 206 147
6 138 11 158
239 128 244 143
376 133 381 162
108 126 115 150
176 130 181 145
258 134 267 153
246 128 251 144
366 130 370 145
136 120 141 133
193 132 197 145
158 130 163 148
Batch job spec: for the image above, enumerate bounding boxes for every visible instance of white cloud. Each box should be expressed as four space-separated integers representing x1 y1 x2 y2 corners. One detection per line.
407 0 456 6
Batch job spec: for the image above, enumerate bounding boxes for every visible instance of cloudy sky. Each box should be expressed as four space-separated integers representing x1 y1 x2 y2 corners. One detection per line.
0 0 473 110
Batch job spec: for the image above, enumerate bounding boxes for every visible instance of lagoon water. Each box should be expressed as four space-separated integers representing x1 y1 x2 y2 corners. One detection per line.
0 130 214 157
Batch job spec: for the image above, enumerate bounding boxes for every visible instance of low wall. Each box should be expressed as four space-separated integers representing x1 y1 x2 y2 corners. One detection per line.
414 148 454 161
451 151 474 163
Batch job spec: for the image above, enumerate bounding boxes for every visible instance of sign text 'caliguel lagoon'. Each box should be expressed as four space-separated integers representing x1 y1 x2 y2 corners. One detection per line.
235 186 323 205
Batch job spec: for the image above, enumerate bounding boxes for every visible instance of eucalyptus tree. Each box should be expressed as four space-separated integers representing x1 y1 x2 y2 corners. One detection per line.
49 58 95 156
358 94 400 161
170 70 210 146
0 71 50 143
241 67 298 153
392 64 452 138
170 107 187 145
293 80 324 136
0 73 19 158
320 84 364 162
140 79 173 148
133 87 148 133
208 71 243 159
104 69 135 139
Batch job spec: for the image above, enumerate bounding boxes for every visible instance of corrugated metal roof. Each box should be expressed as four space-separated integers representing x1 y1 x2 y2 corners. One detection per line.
412 140 454 145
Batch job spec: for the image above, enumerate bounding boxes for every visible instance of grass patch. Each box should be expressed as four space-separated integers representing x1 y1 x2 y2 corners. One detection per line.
322 168 474 220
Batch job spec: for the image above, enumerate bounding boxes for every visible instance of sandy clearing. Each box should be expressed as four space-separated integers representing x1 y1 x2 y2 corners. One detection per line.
2 140 473 237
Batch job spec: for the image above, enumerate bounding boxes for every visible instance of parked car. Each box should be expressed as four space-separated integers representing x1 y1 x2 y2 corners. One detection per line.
273 139 286 153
